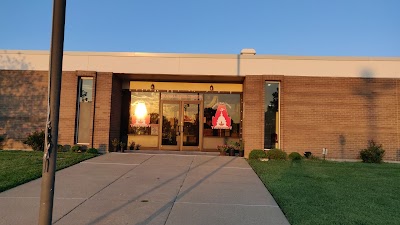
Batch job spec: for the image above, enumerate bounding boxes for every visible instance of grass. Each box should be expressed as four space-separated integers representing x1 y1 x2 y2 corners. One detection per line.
0 150 98 193
248 159 400 225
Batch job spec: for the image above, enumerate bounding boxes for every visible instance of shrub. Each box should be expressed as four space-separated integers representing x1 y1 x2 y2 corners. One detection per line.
86 148 99 154
217 145 229 154
0 135 5 150
70 145 80 153
360 140 385 163
23 130 45 151
249 149 267 159
111 138 119 151
289 152 303 161
129 141 136 150
57 144 64 152
79 145 88 153
266 148 287 160
63 144 71 152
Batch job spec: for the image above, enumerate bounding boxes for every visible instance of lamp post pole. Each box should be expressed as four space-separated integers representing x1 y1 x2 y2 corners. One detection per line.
38 0 66 224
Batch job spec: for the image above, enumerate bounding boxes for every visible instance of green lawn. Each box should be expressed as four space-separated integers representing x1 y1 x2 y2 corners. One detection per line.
0 151 98 193
249 159 400 225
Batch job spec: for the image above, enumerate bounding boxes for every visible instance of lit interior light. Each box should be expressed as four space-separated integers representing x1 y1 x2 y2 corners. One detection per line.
135 102 148 119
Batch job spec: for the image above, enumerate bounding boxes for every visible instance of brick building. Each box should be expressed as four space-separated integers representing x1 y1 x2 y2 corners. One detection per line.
1 49 399 161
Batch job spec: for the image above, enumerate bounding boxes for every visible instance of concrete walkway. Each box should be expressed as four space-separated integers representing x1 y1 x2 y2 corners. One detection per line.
0 153 290 225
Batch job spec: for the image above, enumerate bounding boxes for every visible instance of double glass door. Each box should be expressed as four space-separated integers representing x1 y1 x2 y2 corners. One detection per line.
160 101 202 151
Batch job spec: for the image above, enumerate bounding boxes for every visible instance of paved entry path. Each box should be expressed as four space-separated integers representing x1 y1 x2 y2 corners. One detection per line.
0 153 290 225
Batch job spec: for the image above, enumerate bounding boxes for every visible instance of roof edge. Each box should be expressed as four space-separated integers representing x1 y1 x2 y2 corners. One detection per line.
1 49 400 62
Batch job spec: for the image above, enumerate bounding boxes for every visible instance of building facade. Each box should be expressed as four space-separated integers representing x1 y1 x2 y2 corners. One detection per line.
1 49 400 161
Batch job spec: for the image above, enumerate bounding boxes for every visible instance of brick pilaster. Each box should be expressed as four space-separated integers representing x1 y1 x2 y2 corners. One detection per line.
93 72 113 152
243 75 265 158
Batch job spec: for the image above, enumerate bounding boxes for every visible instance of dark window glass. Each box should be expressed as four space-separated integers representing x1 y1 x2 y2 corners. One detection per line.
264 82 279 149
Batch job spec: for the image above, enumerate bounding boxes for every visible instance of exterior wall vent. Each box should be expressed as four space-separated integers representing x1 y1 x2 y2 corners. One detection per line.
240 48 256 55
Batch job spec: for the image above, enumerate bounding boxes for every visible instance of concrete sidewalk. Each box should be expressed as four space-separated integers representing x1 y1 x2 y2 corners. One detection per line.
0 153 290 225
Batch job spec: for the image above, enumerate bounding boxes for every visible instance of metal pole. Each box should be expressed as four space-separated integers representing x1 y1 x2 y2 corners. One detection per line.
38 0 66 224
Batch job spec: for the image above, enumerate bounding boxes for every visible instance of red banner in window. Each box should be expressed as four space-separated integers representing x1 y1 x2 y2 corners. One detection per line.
212 103 232 129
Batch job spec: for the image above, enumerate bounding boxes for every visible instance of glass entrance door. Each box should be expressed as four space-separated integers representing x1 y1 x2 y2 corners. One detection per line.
182 102 200 150
161 102 180 150
160 101 202 151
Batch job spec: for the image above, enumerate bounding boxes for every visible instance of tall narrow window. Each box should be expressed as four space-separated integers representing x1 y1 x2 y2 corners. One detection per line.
264 82 279 149
76 77 93 144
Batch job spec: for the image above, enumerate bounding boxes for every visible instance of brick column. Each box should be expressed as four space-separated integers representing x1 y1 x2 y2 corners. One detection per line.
58 71 78 145
93 72 113 153
243 75 264 158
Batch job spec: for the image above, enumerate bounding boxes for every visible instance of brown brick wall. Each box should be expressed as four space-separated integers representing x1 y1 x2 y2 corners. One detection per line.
0 70 47 149
281 76 399 161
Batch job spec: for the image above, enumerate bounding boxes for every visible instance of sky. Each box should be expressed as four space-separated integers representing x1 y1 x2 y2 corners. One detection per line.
0 0 399 57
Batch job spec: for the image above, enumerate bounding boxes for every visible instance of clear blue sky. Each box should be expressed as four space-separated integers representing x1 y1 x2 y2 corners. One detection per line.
0 0 399 56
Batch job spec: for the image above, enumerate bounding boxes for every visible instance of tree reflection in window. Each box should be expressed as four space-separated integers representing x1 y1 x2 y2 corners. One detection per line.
128 92 159 135
203 94 241 137
264 83 279 149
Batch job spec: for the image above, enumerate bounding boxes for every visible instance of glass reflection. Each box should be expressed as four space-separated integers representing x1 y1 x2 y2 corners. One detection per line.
203 94 241 137
183 103 200 146
129 92 159 135
162 103 180 146
264 82 279 149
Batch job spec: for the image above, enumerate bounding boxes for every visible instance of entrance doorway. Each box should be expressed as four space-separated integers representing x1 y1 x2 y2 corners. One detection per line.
160 101 202 151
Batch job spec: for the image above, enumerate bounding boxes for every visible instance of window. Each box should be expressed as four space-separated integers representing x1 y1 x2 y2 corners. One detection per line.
264 82 279 149
76 77 93 144
128 92 160 135
203 93 241 138
128 92 160 148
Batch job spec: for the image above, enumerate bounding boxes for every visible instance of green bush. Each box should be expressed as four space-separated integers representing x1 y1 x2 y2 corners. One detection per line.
0 135 5 150
70 145 80 153
289 152 302 161
57 144 64 152
86 148 99 154
360 140 385 163
249 149 267 159
23 130 45 151
266 148 287 160
63 144 71 152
